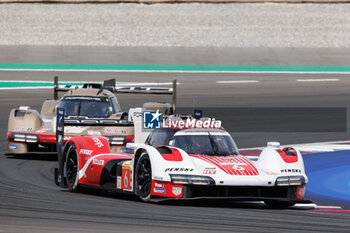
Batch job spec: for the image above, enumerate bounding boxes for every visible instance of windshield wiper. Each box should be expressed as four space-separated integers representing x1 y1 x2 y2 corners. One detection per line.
208 132 219 155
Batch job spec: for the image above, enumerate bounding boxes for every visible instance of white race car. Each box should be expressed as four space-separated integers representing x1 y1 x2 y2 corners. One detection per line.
55 117 309 208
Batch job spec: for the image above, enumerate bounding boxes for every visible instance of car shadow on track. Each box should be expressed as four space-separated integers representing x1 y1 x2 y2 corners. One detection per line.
66 189 307 210
158 199 272 209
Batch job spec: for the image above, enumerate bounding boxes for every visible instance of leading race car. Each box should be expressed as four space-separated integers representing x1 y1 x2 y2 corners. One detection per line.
55 113 310 208
7 77 175 154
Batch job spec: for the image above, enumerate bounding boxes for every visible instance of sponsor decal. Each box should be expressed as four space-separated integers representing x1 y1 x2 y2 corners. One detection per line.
143 110 161 129
164 168 194 172
80 149 93 155
119 147 133 154
9 144 18 150
133 111 142 118
35 128 49 134
281 169 302 173
92 137 104 147
87 130 102 136
163 118 221 129
105 129 127 134
154 182 164 188
172 187 182 196
153 188 166 194
117 176 122 189
14 127 32 131
297 185 305 199
203 168 216 175
92 159 104 166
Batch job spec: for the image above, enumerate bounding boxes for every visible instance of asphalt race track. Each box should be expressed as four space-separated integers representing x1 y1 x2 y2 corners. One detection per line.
1 46 350 233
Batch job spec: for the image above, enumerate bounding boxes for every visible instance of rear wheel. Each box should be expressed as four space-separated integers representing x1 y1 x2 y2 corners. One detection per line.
135 153 152 202
264 200 295 209
65 144 80 192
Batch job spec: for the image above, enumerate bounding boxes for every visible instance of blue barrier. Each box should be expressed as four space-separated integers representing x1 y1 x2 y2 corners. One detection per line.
303 150 350 208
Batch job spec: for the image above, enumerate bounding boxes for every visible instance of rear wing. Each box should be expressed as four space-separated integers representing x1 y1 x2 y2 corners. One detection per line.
53 76 177 113
55 107 134 187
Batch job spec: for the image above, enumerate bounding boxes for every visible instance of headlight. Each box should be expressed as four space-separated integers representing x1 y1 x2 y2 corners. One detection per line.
276 176 305 186
106 136 126 145
11 133 39 143
170 174 215 185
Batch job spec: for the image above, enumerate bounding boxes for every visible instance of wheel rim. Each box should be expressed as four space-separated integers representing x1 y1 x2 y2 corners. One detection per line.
66 148 78 188
136 156 152 198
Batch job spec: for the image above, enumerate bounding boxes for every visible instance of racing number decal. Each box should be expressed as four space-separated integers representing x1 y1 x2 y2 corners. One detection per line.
122 161 131 191
124 170 129 188
232 163 246 171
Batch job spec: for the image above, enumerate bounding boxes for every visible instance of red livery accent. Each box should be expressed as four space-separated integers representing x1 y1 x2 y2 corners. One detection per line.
122 161 131 190
191 155 259 176
37 134 57 144
151 181 183 198
297 185 305 199
71 136 111 158
276 147 298 163
157 147 183 162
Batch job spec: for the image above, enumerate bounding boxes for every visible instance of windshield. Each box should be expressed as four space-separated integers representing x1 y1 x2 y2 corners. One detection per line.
146 128 179 147
172 132 239 156
57 96 115 118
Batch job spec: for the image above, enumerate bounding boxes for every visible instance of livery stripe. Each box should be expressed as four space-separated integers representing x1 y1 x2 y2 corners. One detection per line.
190 155 258 176
215 156 236 175
236 156 248 176
240 155 259 175
245 156 259 175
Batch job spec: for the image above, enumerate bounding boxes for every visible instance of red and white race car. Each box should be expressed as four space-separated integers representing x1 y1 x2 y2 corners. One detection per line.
55 113 309 208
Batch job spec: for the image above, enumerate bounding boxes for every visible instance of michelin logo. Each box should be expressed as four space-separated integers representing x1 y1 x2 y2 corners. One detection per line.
143 110 161 129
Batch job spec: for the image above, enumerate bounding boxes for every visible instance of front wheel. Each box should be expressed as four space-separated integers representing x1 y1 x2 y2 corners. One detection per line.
135 153 152 202
264 200 295 209
64 144 80 192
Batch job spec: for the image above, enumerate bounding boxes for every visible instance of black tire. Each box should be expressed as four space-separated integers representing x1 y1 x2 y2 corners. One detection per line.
264 200 295 209
135 153 152 202
64 144 80 192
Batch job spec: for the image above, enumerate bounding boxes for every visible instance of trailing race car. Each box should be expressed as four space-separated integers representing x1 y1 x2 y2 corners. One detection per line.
7 77 175 154
55 113 310 208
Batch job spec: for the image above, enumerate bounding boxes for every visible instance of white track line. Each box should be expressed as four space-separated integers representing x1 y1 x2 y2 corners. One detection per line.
216 80 259 84
296 79 340 82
